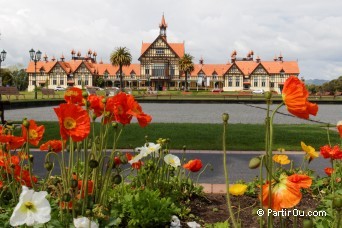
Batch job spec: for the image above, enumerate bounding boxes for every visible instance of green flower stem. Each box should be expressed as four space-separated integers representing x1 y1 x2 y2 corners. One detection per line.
259 155 264 228
266 101 284 228
327 124 331 147
222 115 238 228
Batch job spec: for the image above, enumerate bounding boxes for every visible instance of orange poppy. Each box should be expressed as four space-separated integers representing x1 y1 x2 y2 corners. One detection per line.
64 87 84 105
54 103 90 142
78 179 94 198
40 140 64 153
324 167 334 176
337 121 342 138
108 92 132 125
0 135 25 150
183 159 203 172
262 174 312 211
21 120 45 146
282 76 318 119
320 145 342 160
88 94 105 117
126 95 152 127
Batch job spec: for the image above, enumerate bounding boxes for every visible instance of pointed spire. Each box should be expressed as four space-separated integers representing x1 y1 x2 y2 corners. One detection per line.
159 13 167 38
43 53 48 62
159 13 168 28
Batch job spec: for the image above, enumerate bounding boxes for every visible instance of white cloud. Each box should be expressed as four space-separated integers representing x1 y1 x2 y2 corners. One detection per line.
0 0 341 80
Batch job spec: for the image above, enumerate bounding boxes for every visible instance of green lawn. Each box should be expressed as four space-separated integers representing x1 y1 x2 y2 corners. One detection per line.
23 122 340 151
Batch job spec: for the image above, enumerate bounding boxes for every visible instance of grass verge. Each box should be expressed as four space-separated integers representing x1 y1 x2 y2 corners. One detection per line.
23 122 340 151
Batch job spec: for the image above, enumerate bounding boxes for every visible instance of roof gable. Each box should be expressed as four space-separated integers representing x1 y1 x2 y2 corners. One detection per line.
139 36 184 60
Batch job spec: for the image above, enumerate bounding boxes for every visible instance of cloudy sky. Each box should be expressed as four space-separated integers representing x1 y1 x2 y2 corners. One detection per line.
1 0 341 80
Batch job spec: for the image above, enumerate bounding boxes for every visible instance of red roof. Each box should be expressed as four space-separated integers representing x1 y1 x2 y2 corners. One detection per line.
141 42 184 58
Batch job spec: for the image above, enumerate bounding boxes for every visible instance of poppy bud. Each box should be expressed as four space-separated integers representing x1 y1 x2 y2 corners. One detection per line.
303 219 313 228
249 157 261 169
89 159 99 169
71 179 78 188
120 154 128 164
82 91 88 98
332 197 342 209
22 118 30 128
92 114 97 121
264 91 272 100
101 98 107 104
222 113 229 123
62 193 71 202
44 161 54 171
112 174 122 184
29 154 34 163
112 122 118 129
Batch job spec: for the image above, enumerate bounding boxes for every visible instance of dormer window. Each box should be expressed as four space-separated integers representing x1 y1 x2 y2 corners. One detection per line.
213 73 218 80
131 73 136 79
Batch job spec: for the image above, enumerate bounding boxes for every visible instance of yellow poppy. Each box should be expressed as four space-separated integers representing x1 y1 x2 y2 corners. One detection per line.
301 141 318 162
229 184 248 196
272 154 290 165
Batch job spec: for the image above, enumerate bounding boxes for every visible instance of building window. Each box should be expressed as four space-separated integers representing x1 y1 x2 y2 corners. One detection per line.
280 72 285 78
213 74 217 80
32 80 36 85
145 67 150 75
270 82 274 88
131 74 136 79
60 79 64 85
228 77 232 87
156 49 164 55
262 76 266 87
170 66 175 76
85 80 89 86
152 63 165 77
53 80 57 85
78 79 82 85
235 77 240 87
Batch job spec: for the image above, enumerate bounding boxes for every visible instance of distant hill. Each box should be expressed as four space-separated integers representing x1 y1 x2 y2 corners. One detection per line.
305 79 329 85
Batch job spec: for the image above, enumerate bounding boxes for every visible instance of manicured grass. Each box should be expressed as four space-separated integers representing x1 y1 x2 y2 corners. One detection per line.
28 122 340 151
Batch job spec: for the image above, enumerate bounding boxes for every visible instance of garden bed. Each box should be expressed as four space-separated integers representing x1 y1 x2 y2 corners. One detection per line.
188 192 319 227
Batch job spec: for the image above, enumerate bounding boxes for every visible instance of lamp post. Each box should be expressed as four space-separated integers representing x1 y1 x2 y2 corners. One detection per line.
0 49 6 87
29 49 42 99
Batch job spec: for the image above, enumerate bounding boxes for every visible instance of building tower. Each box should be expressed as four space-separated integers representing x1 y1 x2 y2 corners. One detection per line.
159 14 167 39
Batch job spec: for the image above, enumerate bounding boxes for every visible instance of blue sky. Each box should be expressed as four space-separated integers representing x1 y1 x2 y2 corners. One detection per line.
0 0 341 80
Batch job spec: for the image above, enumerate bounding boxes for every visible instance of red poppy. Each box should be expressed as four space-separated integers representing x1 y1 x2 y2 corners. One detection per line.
320 145 342 160
64 87 84 105
40 140 64 153
183 159 203 172
262 174 312 211
54 103 90 142
88 94 105 117
125 153 142 169
60 201 73 210
282 76 318 119
21 120 45 146
0 181 3 188
126 94 152 127
324 167 334 176
0 135 25 150
337 121 342 138
114 156 121 166
12 165 38 187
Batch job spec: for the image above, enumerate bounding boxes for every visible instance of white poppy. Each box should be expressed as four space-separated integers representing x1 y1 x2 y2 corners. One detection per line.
136 143 161 157
187 221 201 228
170 215 181 227
164 154 181 168
10 186 51 227
74 217 99 228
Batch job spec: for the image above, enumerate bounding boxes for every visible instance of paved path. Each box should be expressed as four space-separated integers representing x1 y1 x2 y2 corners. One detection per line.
31 150 330 184
5 103 342 124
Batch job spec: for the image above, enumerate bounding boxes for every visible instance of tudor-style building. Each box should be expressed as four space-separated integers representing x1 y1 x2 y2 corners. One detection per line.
26 15 299 93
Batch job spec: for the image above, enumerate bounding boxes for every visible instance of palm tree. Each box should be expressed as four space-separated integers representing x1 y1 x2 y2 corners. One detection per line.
110 47 132 91
179 53 194 91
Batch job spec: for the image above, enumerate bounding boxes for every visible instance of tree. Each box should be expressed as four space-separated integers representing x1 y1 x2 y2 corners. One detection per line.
110 47 132 91
8 65 28 91
179 53 194 91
